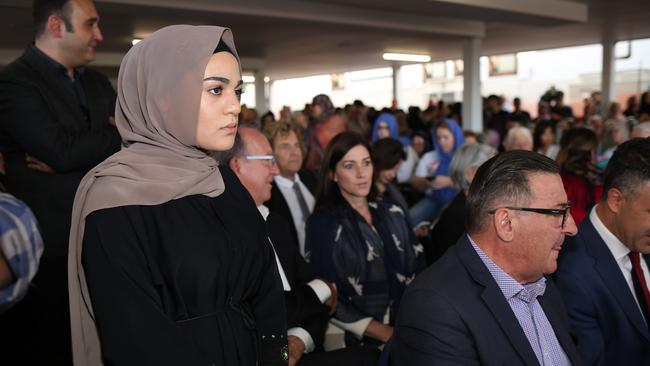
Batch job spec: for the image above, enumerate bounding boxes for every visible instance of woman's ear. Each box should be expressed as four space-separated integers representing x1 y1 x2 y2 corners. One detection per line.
329 170 338 183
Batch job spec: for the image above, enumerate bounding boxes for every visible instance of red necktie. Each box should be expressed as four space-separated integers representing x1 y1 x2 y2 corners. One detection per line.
629 251 650 326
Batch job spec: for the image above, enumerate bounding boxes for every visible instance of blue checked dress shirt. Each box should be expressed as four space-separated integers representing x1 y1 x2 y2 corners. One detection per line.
469 235 571 366
0 193 43 311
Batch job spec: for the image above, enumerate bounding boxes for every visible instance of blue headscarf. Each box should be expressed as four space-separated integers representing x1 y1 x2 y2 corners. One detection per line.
372 113 412 146
371 113 398 142
431 118 464 203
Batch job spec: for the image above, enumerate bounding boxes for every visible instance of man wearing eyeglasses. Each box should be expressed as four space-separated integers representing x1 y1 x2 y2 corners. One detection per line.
555 138 650 365
391 150 582 366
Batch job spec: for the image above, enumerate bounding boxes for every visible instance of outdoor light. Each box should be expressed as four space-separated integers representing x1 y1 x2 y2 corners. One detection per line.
382 53 431 63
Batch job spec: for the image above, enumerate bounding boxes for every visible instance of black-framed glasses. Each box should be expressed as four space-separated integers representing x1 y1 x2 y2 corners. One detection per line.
488 203 571 228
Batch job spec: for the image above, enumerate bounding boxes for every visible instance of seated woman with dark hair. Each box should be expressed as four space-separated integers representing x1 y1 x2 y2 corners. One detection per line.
557 128 603 225
370 138 408 214
306 132 424 348
533 120 559 159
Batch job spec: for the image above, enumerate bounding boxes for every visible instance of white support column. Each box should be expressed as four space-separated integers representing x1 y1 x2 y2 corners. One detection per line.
392 63 401 108
254 69 269 113
462 37 482 133
601 33 616 108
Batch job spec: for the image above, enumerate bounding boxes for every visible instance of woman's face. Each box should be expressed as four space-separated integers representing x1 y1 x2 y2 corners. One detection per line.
412 135 425 155
378 162 402 185
333 144 373 201
436 126 455 154
196 52 242 151
377 121 391 139
541 127 554 147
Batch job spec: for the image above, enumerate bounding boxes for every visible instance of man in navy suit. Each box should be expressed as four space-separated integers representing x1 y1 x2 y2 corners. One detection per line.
392 150 582 365
555 137 650 365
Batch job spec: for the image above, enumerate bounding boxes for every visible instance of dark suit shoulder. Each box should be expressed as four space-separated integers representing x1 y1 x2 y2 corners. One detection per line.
298 169 318 194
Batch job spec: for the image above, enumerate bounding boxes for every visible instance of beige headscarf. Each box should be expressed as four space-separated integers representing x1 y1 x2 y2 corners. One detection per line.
67 25 240 365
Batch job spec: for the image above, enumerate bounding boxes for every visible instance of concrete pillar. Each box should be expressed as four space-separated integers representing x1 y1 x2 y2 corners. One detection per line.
601 34 616 108
254 69 269 113
392 63 401 108
462 38 482 133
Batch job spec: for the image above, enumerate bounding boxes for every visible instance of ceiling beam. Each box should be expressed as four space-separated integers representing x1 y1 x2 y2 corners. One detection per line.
431 0 588 23
97 0 485 37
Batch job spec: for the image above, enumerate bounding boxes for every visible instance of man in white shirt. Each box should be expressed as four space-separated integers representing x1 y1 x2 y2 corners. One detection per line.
227 126 377 366
556 137 650 365
265 122 317 261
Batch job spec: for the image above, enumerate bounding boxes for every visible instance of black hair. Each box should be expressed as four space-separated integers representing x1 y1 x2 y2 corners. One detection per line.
602 137 650 198
532 120 555 152
33 0 73 38
371 138 405 173
466 150 559 233
314 132 378 212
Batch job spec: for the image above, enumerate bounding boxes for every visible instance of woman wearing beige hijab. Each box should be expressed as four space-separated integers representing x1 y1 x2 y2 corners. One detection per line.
68 25 288 365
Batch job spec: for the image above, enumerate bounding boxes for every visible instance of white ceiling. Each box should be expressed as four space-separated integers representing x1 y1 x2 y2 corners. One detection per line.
1 0 649 80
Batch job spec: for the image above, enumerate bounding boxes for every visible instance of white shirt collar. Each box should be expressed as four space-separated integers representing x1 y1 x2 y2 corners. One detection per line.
257 204 270 221
590 205 630 261
274 174 301 188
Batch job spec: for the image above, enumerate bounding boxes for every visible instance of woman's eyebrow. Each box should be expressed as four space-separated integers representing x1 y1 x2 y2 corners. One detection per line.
203 77 243 88
203 76 230 83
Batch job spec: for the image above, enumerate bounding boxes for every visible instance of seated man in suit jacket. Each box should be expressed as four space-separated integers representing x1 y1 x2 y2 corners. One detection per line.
392 150 582 366
226 125 378 366
556 137 650 365
265 122 318 262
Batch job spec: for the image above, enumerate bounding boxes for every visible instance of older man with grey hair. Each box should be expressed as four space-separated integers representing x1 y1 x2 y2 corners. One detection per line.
504 126 534 151
631 121 650 138
425 143 496 264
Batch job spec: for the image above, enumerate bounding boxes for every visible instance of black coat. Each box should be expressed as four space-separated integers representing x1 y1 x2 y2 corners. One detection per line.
427 191 466 265
82 167 288 365
267 212 330 351
0 46 120 364
391 236 582 366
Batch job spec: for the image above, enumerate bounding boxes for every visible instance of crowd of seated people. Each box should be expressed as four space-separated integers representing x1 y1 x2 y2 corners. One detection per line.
1 4 650 363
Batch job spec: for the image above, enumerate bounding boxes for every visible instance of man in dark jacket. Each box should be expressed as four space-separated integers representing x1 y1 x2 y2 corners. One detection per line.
392 151 582 365
0 0 120 363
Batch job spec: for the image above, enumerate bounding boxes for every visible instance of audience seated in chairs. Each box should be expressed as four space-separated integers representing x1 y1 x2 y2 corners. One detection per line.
227 126 379 366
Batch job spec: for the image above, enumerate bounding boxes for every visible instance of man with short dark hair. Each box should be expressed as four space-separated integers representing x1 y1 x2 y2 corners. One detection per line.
392 150 582 365
0 0 120 363
556 138 650 365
